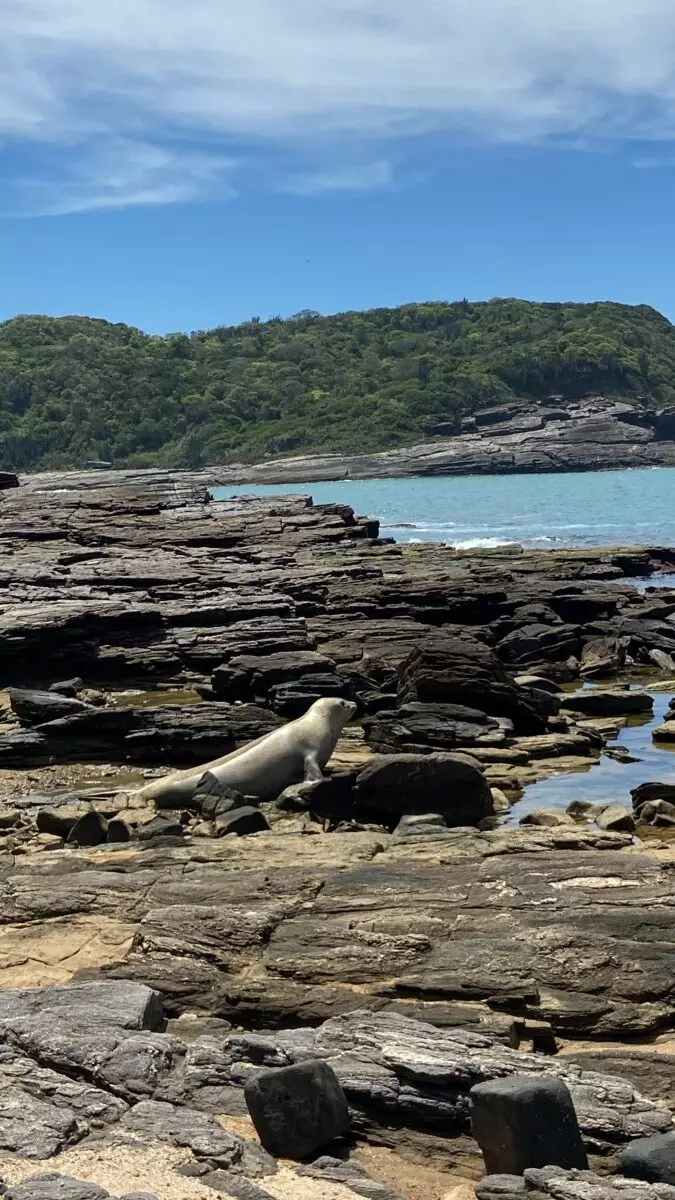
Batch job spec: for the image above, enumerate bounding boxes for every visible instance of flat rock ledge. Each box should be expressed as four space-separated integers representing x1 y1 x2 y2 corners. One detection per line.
0 980 669 1168
477 1167 675 1200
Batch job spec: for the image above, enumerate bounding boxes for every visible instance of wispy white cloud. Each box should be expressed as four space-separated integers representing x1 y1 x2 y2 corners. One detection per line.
632 154 675 168
2 139 236 216
4 0 675 212
281 159 393 195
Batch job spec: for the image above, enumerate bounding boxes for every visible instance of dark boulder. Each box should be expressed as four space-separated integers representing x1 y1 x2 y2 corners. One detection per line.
617 1131 675 1185
496 624 581 668
212 652 335 701
9 688 93 726
363 702 502 754
244 1059 349 1159
138 816 184 841
106 818 131 843
215 807 270 837
469 1075 588 1175
0 471 19 489
354 752 493 828
269 673 357 719
66 811 108 847
279 772 358 821
398 636 547 733
193 772 248 818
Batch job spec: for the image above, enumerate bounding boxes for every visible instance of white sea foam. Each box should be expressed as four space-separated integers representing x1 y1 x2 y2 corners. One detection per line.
446 536 520 549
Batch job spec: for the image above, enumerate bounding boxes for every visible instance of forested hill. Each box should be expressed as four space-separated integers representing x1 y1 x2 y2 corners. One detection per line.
1 298 675 471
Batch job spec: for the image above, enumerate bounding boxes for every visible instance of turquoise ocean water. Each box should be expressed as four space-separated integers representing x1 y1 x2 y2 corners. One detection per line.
213 466 673 549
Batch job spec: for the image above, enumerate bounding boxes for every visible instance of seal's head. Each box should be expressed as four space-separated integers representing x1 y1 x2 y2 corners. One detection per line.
310 696 358 732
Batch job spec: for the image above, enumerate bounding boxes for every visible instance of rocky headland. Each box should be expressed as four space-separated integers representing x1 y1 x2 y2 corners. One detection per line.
0 467 672 1200
213 397 675 482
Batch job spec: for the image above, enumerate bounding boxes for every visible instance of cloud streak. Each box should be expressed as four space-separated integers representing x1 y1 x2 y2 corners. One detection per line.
4 0 675 211
1 139 237 217
281 160 394 195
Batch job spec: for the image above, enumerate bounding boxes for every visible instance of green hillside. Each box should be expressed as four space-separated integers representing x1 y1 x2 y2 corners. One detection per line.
0 298 673 471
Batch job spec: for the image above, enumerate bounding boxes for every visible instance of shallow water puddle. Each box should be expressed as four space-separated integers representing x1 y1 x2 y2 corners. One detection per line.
106 688 203 708
508 689 675 823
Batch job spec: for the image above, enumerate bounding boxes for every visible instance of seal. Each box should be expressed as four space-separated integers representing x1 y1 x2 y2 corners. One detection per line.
133 696 357 808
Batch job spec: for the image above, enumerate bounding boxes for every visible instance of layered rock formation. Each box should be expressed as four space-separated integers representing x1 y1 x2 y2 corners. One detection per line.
212 398 675 482
0 468 672 1200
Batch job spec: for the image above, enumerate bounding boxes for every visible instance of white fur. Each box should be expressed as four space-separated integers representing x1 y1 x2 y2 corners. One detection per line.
134 697 357 807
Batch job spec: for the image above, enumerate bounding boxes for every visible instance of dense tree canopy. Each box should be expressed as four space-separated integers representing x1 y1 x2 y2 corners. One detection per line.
0 298 673 470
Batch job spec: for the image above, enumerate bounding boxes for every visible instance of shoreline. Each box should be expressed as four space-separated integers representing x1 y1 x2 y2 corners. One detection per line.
204 399 675 484
212 452 675 487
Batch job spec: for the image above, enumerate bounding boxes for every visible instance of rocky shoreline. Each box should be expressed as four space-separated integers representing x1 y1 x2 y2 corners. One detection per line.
209 397 675 483
0 467 673 1200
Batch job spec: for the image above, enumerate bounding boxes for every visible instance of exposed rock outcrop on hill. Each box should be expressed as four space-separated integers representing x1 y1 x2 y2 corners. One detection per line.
214 398 675 482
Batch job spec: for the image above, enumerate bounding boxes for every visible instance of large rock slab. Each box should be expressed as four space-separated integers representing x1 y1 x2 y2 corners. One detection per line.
0 826 670 1039
562 689 653 717
398 636 548 733
212 651 337 701
9 689 94 725
0 703 281 767
362 702 504 754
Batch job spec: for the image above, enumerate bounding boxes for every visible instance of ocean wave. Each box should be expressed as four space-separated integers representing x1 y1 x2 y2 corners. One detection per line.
446 536 523 549
399 533 558 549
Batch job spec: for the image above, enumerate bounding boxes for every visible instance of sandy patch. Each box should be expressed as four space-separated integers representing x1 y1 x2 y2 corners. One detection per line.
0 1144 213 1200
0 915 135 988
0 1146 365 1200
357 1145 477 1200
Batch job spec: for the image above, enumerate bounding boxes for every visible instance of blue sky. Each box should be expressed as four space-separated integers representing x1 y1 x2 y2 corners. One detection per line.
2 0 675 334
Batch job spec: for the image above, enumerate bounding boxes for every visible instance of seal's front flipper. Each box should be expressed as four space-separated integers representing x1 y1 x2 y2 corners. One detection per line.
303 753 325 783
